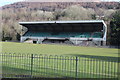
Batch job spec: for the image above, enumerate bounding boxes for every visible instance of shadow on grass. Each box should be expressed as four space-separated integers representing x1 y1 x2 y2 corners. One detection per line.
3 65 104 78
2 66 31 78
68 54 119 62
3 65 118 79
1 78 119 80
2 66 74 78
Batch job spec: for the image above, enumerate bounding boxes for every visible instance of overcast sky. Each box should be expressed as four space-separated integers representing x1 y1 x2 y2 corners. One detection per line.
0 0 119 7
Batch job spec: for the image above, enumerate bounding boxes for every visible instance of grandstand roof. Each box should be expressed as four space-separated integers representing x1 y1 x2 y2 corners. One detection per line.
19 20 106 32
19 20 104 24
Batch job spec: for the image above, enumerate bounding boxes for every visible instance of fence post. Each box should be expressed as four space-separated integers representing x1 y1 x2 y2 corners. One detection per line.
31 54 33 78
75 56 78 79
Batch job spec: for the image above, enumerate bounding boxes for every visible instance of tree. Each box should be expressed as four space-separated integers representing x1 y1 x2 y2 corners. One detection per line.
53 9 64 20
91 14 96 20
62 5 95 20
109 10 120 46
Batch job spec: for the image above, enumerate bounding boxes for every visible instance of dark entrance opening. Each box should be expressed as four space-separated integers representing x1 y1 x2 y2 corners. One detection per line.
33 41 37 44
42 39 69 44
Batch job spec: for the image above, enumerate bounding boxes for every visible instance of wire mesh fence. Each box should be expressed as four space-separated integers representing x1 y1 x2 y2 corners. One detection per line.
0 53 119 79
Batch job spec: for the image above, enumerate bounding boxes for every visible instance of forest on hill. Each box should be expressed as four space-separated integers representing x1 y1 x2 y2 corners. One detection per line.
1 2 120 46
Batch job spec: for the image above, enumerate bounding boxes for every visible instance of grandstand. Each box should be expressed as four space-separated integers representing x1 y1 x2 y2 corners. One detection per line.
19 20 107 46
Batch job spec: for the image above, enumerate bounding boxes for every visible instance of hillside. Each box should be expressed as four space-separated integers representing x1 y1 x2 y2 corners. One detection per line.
2 2 119 11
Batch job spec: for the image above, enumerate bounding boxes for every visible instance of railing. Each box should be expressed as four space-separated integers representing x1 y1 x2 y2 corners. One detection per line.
1 53 119 79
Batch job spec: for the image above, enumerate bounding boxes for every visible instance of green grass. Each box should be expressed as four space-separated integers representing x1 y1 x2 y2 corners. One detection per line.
1 42 119 57
1 42 119 78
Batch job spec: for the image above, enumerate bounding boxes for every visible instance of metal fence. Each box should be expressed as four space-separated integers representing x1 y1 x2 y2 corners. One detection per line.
1 53 119 79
